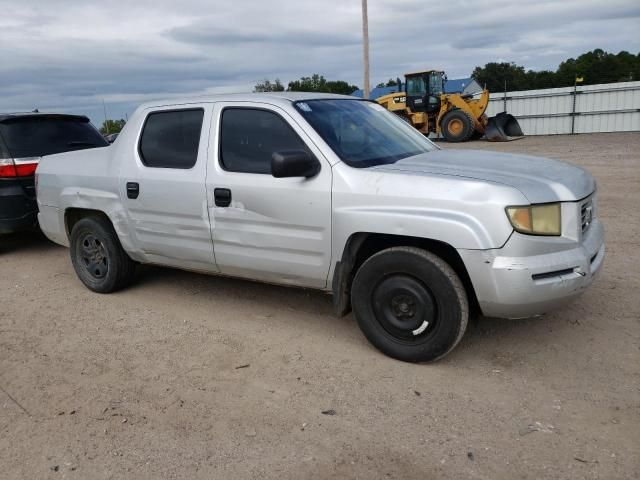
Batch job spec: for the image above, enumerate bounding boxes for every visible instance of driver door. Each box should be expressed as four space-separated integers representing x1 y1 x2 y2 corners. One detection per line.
205 102 333 289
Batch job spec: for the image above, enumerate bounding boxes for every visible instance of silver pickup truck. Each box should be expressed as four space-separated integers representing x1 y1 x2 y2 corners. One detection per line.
36 93 604 362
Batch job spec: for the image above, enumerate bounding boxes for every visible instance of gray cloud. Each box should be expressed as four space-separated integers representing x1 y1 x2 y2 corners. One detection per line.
169 23 361 47
0 0 638 124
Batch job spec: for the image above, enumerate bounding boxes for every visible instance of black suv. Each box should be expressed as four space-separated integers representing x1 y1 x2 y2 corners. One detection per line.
0 113 107 234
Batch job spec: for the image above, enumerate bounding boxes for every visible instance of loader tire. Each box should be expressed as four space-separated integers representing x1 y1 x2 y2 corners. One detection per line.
394 113 413 127
441 110 474 143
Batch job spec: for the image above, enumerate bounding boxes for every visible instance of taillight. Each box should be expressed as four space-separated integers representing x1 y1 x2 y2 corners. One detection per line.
0 157 40 177
0 158 16 177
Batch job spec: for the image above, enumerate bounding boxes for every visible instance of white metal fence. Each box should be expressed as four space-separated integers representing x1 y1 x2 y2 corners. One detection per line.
485 81 640 135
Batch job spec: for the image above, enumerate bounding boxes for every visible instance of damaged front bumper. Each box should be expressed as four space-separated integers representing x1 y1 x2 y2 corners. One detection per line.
459 219 605 319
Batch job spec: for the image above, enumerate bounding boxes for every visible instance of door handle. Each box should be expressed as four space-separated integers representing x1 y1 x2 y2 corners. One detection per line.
126 182 139 199
214 188 231 207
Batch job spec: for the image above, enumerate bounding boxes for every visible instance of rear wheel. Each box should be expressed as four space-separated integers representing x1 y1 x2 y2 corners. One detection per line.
70 216 135 293
441 109 475 142
351 247 468 362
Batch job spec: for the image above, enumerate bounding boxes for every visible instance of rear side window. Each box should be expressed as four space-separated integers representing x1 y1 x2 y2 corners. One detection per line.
139 109 204 169
220 108 309 174
0 117 107 159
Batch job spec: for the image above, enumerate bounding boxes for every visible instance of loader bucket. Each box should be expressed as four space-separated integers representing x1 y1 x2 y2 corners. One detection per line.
485 112 524 142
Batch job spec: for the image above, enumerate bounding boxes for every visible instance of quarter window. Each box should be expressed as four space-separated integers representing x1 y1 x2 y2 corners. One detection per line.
139 109 204 168
220 108 309 174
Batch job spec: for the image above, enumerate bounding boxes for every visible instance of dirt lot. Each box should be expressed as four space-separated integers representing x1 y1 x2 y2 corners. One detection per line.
1 132 639 479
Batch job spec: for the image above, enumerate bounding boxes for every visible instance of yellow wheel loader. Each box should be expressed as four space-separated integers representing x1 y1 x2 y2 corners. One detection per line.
376 70 523 142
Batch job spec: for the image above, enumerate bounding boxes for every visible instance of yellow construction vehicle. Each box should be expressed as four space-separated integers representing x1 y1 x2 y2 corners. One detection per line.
376 70 523 142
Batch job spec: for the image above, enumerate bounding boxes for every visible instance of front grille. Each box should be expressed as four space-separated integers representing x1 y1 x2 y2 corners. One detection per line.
581 198 594 233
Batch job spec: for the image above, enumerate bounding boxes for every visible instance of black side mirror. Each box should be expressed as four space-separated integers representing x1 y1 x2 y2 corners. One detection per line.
271 150 320 178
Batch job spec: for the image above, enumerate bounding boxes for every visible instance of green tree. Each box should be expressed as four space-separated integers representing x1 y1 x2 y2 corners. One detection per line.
526 70 557 90
287 74 358 94
287 74 328 92
376 78 399 88
472 49 640 92
557 49 640 86
325 80 360 95
100 119 126 135
471 62 528 92
253 78 285 92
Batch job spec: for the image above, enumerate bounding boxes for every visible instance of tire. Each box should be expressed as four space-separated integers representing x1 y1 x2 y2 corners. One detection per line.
441 109 475 142
351 247 468 362
70 216 136 293
469 129 484 140
395 113 413 126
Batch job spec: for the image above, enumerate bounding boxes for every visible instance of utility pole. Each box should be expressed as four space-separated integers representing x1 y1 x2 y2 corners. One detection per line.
102 99 109 135
503 79 507 113
361 0 370 99
571 75 583 135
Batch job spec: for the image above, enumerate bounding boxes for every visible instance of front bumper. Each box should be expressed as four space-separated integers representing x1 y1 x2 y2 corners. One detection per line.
459 219 605 319
0 180 38 234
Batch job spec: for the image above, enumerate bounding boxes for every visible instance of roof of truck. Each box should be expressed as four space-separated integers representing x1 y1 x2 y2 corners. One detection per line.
135 92 358 110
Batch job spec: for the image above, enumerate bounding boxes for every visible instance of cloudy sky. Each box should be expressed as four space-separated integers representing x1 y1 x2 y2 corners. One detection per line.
1 0 639 125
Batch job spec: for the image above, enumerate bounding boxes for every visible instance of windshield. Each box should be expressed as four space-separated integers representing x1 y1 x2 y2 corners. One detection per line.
0 116 108 159
294 99 438 168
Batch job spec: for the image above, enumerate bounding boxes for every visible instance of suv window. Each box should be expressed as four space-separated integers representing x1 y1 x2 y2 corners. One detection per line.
220 108 309 174
139 109 204 169
0 116 107 159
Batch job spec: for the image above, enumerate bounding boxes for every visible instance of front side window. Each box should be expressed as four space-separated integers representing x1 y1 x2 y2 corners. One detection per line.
220 108 309 174
139 109 203 168
295 99 437 168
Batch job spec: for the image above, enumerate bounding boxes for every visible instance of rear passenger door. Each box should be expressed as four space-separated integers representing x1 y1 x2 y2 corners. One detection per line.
206 102 332 289
119 105 217 272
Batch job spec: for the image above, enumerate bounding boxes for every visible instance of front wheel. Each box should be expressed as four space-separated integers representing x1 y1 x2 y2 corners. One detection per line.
441 109 475 142
70 216 136 293
351 247 468 362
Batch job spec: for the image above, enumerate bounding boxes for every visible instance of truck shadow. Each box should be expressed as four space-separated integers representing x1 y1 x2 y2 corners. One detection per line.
133 263 576 366
134 264 336 318
443 307 598 369
0 229 56 254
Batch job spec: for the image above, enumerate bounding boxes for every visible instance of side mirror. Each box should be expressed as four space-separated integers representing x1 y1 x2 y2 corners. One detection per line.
271 150 320 178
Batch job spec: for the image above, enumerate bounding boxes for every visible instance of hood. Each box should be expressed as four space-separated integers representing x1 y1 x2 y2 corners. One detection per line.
371 149 595 203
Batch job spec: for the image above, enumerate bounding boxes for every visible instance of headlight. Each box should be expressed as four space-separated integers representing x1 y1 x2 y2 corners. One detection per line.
506 203 561 236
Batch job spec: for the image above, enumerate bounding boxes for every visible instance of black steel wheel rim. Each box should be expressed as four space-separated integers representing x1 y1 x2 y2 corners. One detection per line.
371 274 437 341
79 233 109 279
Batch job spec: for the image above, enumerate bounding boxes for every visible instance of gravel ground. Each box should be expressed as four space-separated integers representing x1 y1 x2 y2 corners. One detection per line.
1 132 638 480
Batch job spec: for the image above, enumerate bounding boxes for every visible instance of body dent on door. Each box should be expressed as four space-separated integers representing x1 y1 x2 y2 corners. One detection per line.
117 104 217 272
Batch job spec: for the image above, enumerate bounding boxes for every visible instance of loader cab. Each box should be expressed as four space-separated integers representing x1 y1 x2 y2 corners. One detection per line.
404 71 444 114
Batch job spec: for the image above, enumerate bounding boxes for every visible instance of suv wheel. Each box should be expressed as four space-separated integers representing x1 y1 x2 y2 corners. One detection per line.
70 216 135 293
351 246 468 362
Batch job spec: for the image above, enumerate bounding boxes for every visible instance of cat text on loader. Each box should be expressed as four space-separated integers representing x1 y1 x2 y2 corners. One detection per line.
376 70 524 142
